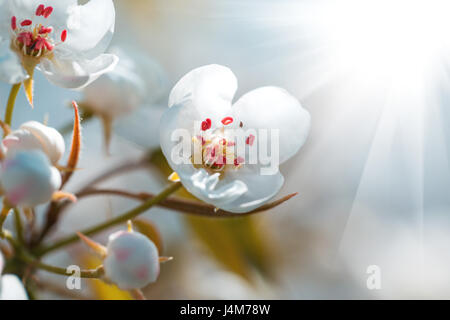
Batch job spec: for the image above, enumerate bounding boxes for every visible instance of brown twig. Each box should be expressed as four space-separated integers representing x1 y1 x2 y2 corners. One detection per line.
32 156 150 246
71 188 298 218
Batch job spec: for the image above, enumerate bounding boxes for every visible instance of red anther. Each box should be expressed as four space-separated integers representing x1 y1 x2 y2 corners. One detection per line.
43 6 53 18
11 16 17 30
36 4 45 16
43 39 53 50
201 121 208 131
234 156 244 166
221 117 233 125
61 29 67 42
196 135 206 145
215 156 227 165
20 19 32 26
213 163 224 169
34 37 46 50
220 138 227 146
39 26 53 34
201 118 212 131
17 32 33 46
246 134 255 146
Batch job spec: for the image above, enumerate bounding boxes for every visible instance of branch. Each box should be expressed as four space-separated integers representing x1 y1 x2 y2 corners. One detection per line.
33 156 150 246
75 188 299 218
19 250 104 279
34 182 182 256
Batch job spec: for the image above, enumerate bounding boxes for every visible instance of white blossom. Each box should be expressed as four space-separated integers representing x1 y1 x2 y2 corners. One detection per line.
160 64 311 213
0 0 118 90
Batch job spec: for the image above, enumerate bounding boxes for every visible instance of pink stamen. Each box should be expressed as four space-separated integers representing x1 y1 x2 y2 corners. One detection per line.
43 6 53 18
43 39 54 51
221 117 233 125
246 134 255 146
220 138 227 146
20 19 32 27
39 26 53 34
234 156 244 166
36 4 45 16
11 16 17 30
34 37 46 50
210 146 217 158
227 141 235 147
61 29 67 42
196 135 206 145
17 32 33 46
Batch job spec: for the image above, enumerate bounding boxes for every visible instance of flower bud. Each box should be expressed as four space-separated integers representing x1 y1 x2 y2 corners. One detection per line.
0 253 28 300
0 150 61 207
103 230 160 290
0 252 3 275
0 275 28 300
3 121 65 165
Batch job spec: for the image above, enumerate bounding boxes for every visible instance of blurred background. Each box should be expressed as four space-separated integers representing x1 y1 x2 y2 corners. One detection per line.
3 0 450 299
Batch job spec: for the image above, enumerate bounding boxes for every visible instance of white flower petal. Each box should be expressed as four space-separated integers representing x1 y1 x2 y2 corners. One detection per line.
168 64 237 122
60 0 115 58
38 53 118 89
178 169 248 210
160 103 200 172
4 121 65 165
218 166 285 213
8 0 76 22
0 39 28 84
19 121 65 164
232 86 311 164
0 275 28 300
8 0 115 58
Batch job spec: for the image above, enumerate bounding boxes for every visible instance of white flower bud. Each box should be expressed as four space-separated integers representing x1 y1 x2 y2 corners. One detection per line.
0 252 3 275
3 121 65 165
0 150 61 207
0 275 28 300
0 253 28 300
103 230 160 290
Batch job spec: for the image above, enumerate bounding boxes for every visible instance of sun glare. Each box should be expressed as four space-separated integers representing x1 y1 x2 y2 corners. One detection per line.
314 0 450 81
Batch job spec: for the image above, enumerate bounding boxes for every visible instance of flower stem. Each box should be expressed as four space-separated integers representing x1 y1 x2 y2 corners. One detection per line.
35 182 182 256
18 250 104 279
0 205 12 232
4 83 21 127
13 208 24 245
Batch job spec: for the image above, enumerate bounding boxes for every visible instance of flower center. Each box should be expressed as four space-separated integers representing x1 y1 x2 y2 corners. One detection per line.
10 4 67 59
192 117 246 173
